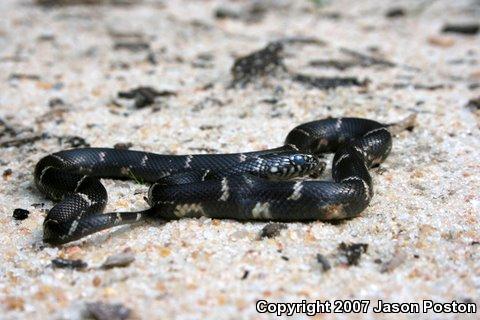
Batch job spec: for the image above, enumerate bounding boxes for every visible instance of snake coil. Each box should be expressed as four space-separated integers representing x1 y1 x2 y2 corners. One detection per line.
35 117 413 244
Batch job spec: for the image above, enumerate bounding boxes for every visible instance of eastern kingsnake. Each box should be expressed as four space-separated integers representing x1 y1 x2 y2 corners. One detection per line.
34 117 414 244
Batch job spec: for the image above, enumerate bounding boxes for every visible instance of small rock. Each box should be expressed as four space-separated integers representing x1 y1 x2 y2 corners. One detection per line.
385 7 405 18
338 242 368 266
468 83 480 90
3 296 24 311
380 251 407 273
229 230 250 241
241 270 249 280
92 276 102 287
13 208 30 220
427 36 455 48
466 97 480 110
48 98 65 108
101 252 135 269
146 51 157 65
85 301 131 320
3 168 12 180
214 7 240 19
113 142 133 150
260 223 287 238
470 70 480 80
316 253 331 272
51 258 88 270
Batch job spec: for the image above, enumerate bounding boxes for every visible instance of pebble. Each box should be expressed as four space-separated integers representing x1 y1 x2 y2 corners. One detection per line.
316 253 331 272
3 168 13 180
12 208 30 220
85 302 131 320
260 223 287 238
385 7 405 18
101 252 135 269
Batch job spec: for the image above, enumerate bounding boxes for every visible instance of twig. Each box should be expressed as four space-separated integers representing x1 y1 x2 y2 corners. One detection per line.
387 114 417 134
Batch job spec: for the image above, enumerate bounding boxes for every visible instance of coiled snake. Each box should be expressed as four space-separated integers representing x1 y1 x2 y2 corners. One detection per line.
35 116 414 244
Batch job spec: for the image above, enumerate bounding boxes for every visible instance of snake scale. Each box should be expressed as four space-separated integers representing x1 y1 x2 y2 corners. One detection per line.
35 116 414 244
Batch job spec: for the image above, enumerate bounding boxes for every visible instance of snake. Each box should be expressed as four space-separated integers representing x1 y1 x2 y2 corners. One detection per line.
34 116 414 244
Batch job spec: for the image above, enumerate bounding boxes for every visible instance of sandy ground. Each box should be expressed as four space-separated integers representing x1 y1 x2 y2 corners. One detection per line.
0 0 479 319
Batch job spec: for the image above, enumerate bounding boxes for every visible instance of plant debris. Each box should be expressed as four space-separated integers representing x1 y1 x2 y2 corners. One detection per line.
338 242 368 266
58 136 90 148
293 74 366 89
13 208 30 220
214 2 267 23
0 134 47 148
392 83 447 90
85 301 132 320
260 223 287 238
114 41 150 52
36 0 138 6
8 73 41 81
1 118 46 148
109 30 151 52
385 7 405 18
339 48 397 68
387 114 417 135
276 36 325 46
316 253 331 272
442 23 479 35
0 118 17 138
101 252 135 269
118 86 177 109
231 42 286 86
51 258 88 270
309 59 357 70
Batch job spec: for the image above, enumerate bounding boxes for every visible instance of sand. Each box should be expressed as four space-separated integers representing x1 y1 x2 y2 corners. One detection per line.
0 0 479 319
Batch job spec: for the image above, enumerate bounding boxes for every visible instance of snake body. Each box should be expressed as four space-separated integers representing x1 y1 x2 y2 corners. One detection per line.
35 117 399 244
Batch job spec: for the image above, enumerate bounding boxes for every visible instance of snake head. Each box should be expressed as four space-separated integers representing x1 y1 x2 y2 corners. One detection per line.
263 153 325 180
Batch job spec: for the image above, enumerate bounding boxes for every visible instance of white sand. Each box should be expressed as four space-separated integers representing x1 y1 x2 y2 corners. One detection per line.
0 0 479 319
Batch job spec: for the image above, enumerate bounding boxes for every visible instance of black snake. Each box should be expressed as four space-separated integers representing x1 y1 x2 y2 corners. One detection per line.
34 116 414 244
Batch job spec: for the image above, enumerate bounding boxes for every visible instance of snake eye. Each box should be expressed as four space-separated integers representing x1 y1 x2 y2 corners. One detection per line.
292 155 306 165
